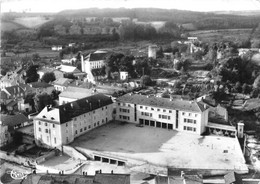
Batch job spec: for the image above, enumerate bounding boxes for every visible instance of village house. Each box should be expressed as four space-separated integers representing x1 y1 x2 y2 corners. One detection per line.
81 50 108 83
0 85 25 107
116 93 209 135
0 66 24 89
0 113 30 147
33 94 114 148
52 78 73 92
51 45 63 51
29 82 54 94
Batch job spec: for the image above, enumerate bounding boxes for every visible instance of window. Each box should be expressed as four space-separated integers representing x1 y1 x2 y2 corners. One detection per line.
106 106 107 109
94 123 96 127
75 130 77 134
145 107 148 110
140 106 143 109
66 123 68 127
182 112 185 115
38 121 41 125
54 137 56 144
151 108 154 111
74 117 77 121
102 107 104 110
118 103 120 106
45 129 48 133
93 110 95 114
80 128 82 132
168 116 171 120
45 122 47 126
195 114 197 117
163 109 166 112
128 104 131 107
193 128 196 132
184 118 196 124
189 113 191 116
84 127 87 131
169 110 172 113
157 109 160 111
88 125 91 129
53 124 55 128
159 114 168 119
39 128 41 132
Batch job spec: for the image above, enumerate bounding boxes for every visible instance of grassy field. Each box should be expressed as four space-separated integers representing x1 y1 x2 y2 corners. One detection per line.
1 21 25 32
189 28 253 42
13 16 52 28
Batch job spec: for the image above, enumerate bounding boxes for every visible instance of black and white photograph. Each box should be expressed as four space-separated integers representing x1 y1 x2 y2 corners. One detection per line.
0 0 260 183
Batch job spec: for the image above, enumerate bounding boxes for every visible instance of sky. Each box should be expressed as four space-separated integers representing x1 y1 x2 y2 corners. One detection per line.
1 0 260 13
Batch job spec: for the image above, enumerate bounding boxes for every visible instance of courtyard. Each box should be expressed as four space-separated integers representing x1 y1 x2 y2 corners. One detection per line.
70 121 248 174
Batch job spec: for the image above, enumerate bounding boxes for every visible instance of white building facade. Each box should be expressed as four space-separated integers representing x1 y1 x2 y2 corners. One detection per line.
34 94 114 148
115 94 209 135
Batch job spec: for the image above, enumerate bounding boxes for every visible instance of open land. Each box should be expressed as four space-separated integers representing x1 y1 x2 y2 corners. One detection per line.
71 121 248 173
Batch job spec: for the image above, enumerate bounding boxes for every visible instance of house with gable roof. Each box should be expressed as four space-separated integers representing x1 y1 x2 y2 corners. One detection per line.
34 94 114 147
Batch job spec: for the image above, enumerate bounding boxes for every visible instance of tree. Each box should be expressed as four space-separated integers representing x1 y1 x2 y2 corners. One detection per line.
32 53 41 62
34 93 53 112
253 75 260 89
140 75 153 87
41 72 56 83
23 65 39 83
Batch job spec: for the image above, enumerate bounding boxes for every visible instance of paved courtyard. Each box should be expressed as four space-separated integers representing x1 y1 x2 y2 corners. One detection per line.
71 121 248 173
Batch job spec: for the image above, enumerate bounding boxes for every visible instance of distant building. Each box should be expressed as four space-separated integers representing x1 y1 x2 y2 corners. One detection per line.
148 45 157 59
0 66 24 89
29 82 54 94
53 78 73 92
81 50 108 83
116 94 209 135
34 94 114 148
0 114 30 147
51 45 62 51
120 71 129 81
56 64 81 74
0 85 25 105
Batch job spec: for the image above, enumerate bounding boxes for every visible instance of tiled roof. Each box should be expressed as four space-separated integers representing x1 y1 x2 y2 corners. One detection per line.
53 78 73 86
0 113 29 126
94 173 130 184
58 65 81 73
30 82 53 88
117 94 207 112
87 50 108 61
4 85 25 96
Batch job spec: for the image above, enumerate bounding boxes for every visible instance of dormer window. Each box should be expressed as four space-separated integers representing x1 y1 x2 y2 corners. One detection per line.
51 117 55 120
43 115 46 118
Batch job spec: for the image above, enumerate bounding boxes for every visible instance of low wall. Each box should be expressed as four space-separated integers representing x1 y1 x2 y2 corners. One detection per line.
35 150 56 164
0 150 36 167
36 162 84 175
59 145 87 161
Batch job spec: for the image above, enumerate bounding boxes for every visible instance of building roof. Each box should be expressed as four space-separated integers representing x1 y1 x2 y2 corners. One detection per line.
59 86 95 99
53 78 73 86
86 50 108 61
4 85 25 96
94 173 130 184
29 82 53 88
224 172 242 184
57 64 81 73
36 94 113 124
0 113 29 126
207 122 236 131
117 94 207 113
22 173 130 184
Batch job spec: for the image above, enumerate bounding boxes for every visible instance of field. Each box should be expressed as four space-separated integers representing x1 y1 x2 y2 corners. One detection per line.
13 16 52 28
189 28 253 42
1 21 25 32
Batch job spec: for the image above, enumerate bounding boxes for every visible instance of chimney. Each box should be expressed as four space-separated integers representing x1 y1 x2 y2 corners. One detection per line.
204 104 207 109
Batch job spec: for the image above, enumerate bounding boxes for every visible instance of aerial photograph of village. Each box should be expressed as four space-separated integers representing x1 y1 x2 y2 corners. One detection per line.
0 0 260 183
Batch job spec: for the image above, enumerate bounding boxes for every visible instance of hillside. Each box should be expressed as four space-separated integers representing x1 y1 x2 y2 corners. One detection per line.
1 21 26 32
56 8 260 30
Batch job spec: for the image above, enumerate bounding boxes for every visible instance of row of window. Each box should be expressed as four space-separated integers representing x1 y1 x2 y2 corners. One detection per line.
182 112 198 117
141 112 152 117
118 103 131 107
158 114 171 120
184 126 196 132
119 115 130 120
39 135 57 144
184 118 197 124
39 121 56 128
140 106 172 113
119 108 130 113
